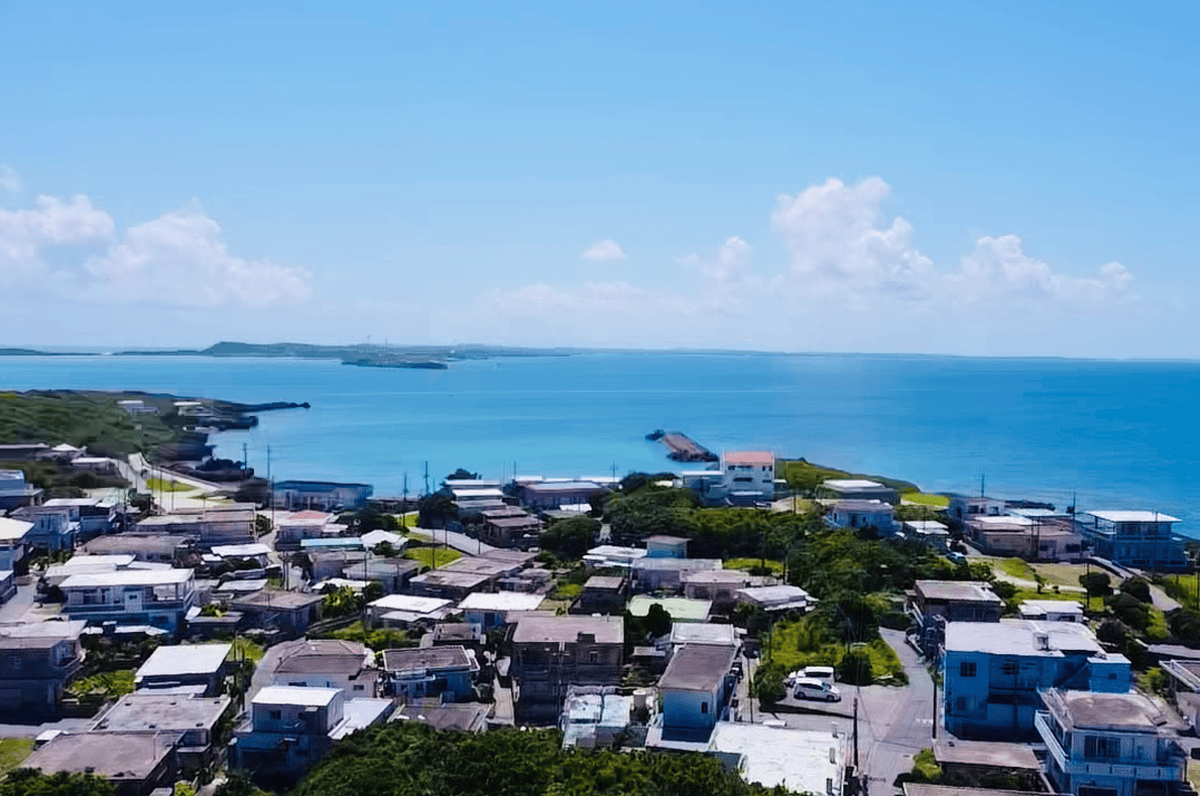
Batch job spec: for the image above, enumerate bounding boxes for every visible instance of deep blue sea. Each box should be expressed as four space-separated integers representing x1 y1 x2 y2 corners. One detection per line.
3 353 1198 536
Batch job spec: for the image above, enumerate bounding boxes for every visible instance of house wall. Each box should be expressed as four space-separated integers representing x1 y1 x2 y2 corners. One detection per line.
661 686 722 732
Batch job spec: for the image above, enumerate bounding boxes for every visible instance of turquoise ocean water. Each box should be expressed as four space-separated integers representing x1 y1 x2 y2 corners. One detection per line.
2 353 1198 536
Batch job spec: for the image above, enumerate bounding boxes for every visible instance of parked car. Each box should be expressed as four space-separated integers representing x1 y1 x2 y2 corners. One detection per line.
947 551 967 564
793 678 842 702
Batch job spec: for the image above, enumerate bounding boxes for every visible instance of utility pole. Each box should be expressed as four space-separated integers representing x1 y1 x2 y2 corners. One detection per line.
423 461 429 496
853 696 860 769
980 473 985 498
242 442 248 481
931 659 939 738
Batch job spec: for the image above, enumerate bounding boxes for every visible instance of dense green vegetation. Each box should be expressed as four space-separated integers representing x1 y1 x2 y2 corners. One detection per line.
290 722 787 796
775 458 918 495
0 770 114 796
0 391 177 457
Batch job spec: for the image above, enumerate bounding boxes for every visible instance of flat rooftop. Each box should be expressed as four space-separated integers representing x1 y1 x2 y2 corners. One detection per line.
370 594 453 614
1084 510 1181 523
275 639 366 674
254 685 341 707
1045 688 1180 732
915 580 1001 604
409 569 491 588
584 575 625 591
627 595 712 622
708 722 844 794
512 614 623 645
945 619 1104 656
631 557 722 572
723 451 774 466
381 645 476 673
232 589 323 610
823 479 886 490
0 517 33 542
60 568 193 588
24 731 179 780
136 643 231 678
93 693 231 733
211 543 271 557
931 738 1041 769
458 591 544 612
833 499 893 512
669 622 738 647
659 643 737 691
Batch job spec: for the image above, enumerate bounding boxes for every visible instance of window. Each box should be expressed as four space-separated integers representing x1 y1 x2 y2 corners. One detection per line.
701 701 708 714
1084 735 1120 760
353 684 364 691
959 661 977 677
1000 661 1018 675
589 650 599 664
954 697 968 712
269 710 282 720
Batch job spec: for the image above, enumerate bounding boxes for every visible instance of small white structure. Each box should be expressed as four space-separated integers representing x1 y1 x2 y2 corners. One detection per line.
1018 600 1084 623
708 722 847 795
735 584 813 613
457 591 544 631
820 479 899 505
720 451 775 504
367 594 454 627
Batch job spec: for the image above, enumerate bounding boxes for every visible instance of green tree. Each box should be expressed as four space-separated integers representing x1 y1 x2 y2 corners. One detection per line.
540 516 600 558
1080 572 1113 598
0 770 115 796
838 647 875 685
1120 577 1152 603
751 661 787 705
1171 610 1200 642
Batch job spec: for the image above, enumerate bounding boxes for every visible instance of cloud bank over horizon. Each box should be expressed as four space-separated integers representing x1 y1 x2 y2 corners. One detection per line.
0 168 1149 355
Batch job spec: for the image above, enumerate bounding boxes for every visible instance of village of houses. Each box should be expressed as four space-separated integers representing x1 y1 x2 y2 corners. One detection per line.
2 428 1200 796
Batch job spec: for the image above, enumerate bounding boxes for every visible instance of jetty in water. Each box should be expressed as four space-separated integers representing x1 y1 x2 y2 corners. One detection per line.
646 429 718 462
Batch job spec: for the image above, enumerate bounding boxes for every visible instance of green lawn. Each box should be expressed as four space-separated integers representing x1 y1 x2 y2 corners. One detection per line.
0 738 34 776
406 546 462 569
69 668 135 699
990 557 1037 581
400 513 418 527
902 492 950 508
147 477 195 493
230 637 265 664
724 557 784 575
549 582 582 601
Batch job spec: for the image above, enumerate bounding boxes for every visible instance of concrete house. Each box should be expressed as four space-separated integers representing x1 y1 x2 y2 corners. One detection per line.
274 510 339 550
231 686 390 778
629 557 723 593
0 620 86 718
92 693 233 776
1074 511 1187 570
60 568 196 631
511 614 624 721
0 468 42 510
911 580 1003 657
12 504 78 552
1018 600 1084 623
520 480 606 511
380 645 479 703
408 568 493 602
135 643 231 695
84 533 183 563
734 584 813 614
41 497 114 540
1037 689 1188 796
657 643 738 741
720 451 776 504
682 569 753 606
480 513 542 550
948 494 1007 524
269 638 378 696
136 505 255 547
644 535 689 559
367 594 453 629
668 622 739 651
571 575 627 615
903 520 951 552
23 731 179 796
818 479 900 505
458 591 544 631
229 590 324 638
272 480 373 512
943 620 1132 739
0 516 33 598
827 500 896 536
343 556 420 594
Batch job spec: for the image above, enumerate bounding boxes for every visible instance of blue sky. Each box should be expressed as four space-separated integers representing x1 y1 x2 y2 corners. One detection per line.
1 1 1197 356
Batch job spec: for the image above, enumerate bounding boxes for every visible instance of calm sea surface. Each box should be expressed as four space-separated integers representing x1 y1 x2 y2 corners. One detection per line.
3 353 1198 535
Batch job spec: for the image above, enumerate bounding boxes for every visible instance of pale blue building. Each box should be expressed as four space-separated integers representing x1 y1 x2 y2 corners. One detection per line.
943 620 1131 740
657 643 738 741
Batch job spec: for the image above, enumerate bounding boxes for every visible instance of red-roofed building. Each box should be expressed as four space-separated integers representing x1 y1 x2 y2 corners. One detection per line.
720 450 775 504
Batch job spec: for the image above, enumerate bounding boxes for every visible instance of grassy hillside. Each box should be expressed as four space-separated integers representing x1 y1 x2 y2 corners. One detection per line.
0 390 178 458
777 458 920 494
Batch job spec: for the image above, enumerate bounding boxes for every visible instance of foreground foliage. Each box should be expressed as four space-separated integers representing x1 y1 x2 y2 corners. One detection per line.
292 722 789 796
0 770 114 796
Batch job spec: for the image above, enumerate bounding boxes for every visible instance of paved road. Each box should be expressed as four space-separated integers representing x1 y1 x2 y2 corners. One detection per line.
857 629 936 795
408 527 496 556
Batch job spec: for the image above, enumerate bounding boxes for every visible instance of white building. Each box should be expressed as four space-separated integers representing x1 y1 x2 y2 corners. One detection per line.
720 451 775 504
819 479 900 505
458 591 544 631
826 500 896 536
1018 600 1084 623
1075 510 1187 570
59 568 196 631
1038 688 1188 796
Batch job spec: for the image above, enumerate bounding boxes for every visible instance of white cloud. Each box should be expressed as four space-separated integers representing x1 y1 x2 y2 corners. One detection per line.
85 202 311 308
0 191 310 308
680 236 754 283
0 194 113 274
953 234 1133 306
581 239 627 262
0 166 20 193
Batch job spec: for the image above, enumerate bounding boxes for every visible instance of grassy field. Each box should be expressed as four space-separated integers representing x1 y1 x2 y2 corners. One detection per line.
763 619 906 683
230 637 265 664
990 557 1037 580
0 390 179 456
902 492 950 508
406 545 462 569
549 582 582 601
776 459 918 494
724 557 784 575
69 668 135 699
400 513 418 527
147 477 195 493
986 557 1089 592
0 738 34 776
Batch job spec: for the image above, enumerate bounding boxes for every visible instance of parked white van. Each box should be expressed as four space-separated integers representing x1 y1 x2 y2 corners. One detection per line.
802 666 836 685
793 678 842 702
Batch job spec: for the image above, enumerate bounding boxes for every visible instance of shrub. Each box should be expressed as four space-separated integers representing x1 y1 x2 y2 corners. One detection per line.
752 661 787 704
838 647 875 685
1121 577 1152 603
1097 618 1133 645
1080 572 1113 598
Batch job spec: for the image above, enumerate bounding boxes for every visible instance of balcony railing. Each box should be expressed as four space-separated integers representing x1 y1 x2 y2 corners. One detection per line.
1035 711 1184 781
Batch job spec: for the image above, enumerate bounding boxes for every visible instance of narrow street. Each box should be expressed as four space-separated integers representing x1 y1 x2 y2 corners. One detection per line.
857 629 935 795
